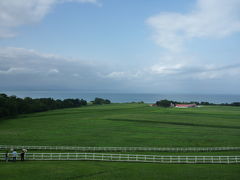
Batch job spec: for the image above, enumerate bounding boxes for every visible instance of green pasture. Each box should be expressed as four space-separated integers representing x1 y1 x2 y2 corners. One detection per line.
0 161 239 180
0 103 239 179
0 104 239 147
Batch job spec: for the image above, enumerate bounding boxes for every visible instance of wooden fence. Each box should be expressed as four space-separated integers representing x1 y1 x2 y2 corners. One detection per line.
1 153 240 164
1 145 239 152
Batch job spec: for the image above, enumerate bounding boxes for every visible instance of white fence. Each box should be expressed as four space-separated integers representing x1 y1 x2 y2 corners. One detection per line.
1 153 240 164
1 145 240 152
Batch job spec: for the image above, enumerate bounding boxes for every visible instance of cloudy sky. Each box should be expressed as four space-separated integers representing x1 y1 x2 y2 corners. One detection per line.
0 0 240 94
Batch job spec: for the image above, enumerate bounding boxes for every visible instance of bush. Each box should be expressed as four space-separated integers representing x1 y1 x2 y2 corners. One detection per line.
92 97 111 105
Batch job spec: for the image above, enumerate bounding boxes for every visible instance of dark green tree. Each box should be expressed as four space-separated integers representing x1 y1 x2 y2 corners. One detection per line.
156 99 172 107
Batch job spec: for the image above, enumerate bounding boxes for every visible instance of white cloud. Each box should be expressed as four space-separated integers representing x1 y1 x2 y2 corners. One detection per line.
0 47 96 74
145 0 240 92
106 71 126 79
104 71 143 80
103 51 240 81
0 46 239 93
0 0 100 38
48 68 59 74
64 0 99 4
150 64 184 75
147 0 240 51
193 64 240 80
0 67 33 74
0 47 108 89
149 60 240 80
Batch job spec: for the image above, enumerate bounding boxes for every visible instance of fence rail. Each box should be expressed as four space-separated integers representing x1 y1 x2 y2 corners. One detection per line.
1 153 240 164
1 145 240 152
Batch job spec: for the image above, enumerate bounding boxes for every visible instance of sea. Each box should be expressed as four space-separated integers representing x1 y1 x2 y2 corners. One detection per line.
2 91 240 104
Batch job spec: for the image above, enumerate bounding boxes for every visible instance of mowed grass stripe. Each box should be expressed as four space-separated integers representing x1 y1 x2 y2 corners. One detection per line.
107 118 240 129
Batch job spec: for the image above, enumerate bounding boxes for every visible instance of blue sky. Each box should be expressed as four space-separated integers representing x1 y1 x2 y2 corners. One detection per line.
0 0 240 94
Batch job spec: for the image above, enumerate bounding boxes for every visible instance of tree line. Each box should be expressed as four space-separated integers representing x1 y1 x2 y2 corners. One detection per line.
156 99 240 107
0 94 112 118
0 93 87 118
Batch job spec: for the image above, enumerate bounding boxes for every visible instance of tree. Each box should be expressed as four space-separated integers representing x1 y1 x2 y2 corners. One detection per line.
156 99 172 107
92 97 111 105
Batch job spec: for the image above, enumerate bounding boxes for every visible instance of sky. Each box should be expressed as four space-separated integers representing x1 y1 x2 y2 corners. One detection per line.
0 0 240 94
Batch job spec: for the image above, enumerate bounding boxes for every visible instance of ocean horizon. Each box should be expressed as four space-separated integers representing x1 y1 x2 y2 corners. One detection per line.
2 91 240 104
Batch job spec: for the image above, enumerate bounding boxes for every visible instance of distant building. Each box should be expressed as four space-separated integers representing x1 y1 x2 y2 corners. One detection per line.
175 104 197 108
170 102 175 107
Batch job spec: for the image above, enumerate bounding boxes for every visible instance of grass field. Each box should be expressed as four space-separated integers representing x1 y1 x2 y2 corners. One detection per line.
1 161 239 180
0 103 240 179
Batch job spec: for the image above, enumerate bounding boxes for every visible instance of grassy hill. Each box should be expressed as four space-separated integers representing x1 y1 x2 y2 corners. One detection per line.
0 103 239 147
0 103 240 180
